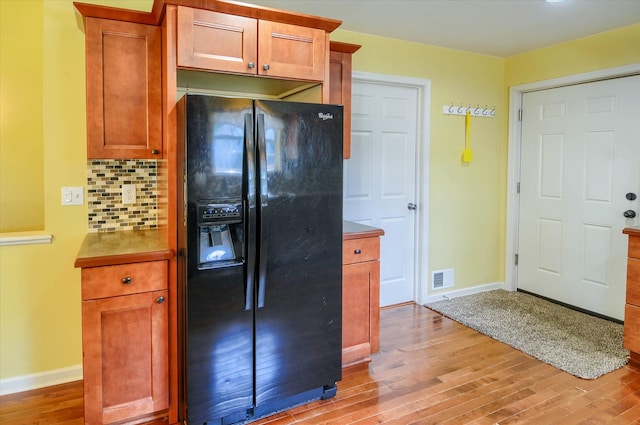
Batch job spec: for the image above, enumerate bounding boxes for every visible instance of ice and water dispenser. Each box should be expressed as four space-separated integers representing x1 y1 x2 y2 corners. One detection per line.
196 199 244 269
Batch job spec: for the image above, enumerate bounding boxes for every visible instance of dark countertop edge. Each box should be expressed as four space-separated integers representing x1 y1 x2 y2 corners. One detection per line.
74 229 174 268
623 227 640 237
74 249 174 268
343 220 384 240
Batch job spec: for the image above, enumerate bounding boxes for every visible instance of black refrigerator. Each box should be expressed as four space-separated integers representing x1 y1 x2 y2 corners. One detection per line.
179 95 343 425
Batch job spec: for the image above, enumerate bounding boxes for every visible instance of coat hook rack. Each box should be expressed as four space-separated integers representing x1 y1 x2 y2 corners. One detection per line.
443 103 495 118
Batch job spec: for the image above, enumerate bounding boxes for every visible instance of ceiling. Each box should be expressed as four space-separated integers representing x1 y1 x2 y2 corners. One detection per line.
245 0 640 57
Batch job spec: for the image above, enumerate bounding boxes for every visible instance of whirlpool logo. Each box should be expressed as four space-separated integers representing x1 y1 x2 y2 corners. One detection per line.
318 112 334 120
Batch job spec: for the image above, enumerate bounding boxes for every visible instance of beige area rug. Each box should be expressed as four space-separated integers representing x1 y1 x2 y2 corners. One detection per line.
424 290 629 379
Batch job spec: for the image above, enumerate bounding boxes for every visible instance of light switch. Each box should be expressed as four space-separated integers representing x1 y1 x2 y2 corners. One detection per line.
61 187 84 206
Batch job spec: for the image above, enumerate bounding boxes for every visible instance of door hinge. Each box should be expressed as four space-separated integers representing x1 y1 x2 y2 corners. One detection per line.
515 253 519 266
517 182 520 193
518 109 522 121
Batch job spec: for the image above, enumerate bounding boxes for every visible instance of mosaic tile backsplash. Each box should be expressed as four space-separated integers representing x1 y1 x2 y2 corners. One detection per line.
87 160 158 232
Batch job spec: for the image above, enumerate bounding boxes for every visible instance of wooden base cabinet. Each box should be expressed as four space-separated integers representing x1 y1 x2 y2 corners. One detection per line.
623 227 640 365
81 261 169 424
342 225 383 367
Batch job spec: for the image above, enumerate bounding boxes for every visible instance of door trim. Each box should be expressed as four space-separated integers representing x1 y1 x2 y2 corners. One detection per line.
351 71 432 305
505 63 640 291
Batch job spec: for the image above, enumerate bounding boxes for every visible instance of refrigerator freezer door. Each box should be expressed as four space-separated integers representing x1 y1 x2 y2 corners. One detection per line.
254 100 344 408
185 96 255 424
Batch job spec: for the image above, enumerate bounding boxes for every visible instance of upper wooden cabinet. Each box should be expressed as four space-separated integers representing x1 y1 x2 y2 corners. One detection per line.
329 41 360 160
177 6 326 82
85 18 163 159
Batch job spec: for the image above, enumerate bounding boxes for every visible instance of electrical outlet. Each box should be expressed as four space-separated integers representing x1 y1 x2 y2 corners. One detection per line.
61 187 84 206
122 184 137 205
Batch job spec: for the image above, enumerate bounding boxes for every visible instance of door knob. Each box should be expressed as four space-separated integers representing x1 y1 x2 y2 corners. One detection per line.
627 192 637 201
624 210 637 218
407 203 417 210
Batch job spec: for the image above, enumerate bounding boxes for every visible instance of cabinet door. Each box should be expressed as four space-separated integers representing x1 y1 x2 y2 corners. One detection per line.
330 50 350 159
85 18 162 159
258 21 326 81
628 258 640 306
342 261 380 366
177 6 258 74
82 290 168 424
624 304 640 353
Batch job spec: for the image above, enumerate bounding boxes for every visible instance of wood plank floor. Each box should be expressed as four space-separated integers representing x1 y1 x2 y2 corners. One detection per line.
2 303 640 424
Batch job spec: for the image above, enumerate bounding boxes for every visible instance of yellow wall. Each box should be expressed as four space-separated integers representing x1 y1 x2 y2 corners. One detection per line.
333 30 507 290
0 0 149 382
0 1 45 232
506 23 640 87
0 0 638 384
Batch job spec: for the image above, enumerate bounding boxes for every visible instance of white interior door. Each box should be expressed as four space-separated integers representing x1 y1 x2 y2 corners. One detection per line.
518 75 640 320
344 80 419 307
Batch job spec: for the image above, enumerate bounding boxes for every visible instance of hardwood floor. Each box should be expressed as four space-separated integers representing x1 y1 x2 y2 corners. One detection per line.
2 303 640 424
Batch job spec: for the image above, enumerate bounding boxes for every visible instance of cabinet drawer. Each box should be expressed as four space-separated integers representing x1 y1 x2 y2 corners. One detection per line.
627 258 640 306
624 303 640 353
82 261 167 300
343 237 379 265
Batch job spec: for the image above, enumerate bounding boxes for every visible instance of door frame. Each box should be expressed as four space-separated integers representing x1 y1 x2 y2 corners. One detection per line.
351 71 432 305
505 63 640 291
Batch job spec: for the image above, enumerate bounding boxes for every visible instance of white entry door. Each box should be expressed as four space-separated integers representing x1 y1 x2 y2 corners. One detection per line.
518 75 640 320
344 80 419 307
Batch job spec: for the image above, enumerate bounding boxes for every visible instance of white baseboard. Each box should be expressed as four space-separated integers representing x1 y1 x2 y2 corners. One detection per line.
0 364 83 396
423 282 506 304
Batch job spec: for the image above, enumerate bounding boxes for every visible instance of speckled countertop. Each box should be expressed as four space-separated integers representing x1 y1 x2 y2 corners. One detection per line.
75 229 173 268
343 220 384 240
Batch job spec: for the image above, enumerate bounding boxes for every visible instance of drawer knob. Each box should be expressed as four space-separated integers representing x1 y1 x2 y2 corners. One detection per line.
122 277 132 284
156 296 165 304
354 249 362 254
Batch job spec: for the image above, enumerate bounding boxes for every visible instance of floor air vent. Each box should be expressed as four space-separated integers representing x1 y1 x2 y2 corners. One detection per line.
432 268 454 290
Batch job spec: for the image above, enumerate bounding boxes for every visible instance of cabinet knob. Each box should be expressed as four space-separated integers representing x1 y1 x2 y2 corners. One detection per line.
156 296 165 304
248 62 255 69
151 149 160 155
354 249 362 254
263 64 270 71
624 210 637 218
122 277 132 284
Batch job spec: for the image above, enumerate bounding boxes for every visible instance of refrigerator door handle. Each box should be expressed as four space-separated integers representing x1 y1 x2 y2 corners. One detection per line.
244 113 256 311
256 113 268 309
